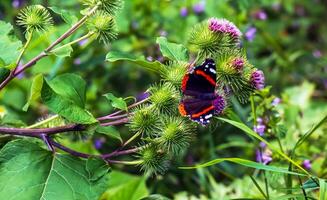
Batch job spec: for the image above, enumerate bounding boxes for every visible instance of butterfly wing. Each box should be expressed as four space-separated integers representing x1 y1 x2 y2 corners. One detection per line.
179 98 215 125
181 59 217 95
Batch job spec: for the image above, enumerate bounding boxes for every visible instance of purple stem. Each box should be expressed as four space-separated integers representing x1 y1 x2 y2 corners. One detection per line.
97 113 128 121
41 134 54 152
100 117 129 126
102 147 140 158
103 98 148 119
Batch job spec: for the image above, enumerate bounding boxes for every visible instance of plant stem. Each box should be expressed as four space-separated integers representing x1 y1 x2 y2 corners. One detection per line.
26 115 59 129
49 31 95 53
250 94 257 125
97 113 128 121
41 134 54 152
102 147 141 158
100 117 129 126
106 159 142 165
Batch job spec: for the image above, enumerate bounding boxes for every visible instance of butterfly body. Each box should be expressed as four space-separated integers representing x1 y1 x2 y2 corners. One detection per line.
179 59 225 125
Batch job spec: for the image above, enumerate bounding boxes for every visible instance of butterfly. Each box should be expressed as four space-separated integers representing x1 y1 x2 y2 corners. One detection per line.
178 58 225 125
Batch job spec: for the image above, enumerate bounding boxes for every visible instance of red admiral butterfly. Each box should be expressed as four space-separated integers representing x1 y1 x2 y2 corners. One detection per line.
179 59 225 125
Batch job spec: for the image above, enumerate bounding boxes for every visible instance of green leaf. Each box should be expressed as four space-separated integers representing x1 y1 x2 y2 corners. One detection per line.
156 37 189 62
217 117 311 176
23 74 44 111
49 7 78 25
50 45 73 58
49 73 87 108
141 194 171 200
320 179 327 200
180 157 306 176
96 126 122 143
41 78 97 124
0 67 10 83
0 139 110 200
106 51 163 72
103 93 127 111
100 171 148 200
0 21 22 66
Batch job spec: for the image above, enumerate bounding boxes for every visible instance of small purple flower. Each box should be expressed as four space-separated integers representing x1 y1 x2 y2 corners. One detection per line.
159 30 167 37
208 18 242 39
193 1 205 14
12 0 23 8
78 39 88 46
74 58 82 65
259 142 266 148
256 149 272 165
302 160 312 170
254 10 267 20
251 70 265 90
232 58 244 72
213 95 225 114
137 92 150 101
312 50 322 58
272 97 281 106
180 7 188 17
16 61 25 79
245 26 257 42
94 138 105 149
146 56 153 62
254 124 266 136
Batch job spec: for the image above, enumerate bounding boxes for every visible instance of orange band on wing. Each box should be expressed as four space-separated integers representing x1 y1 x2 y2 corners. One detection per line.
191 105 214 118
181 75 189 91
178 103 187 116
195 70 216 86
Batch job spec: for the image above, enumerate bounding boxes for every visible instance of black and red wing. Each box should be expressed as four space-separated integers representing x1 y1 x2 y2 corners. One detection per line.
181 59 217 95
178 98 215 125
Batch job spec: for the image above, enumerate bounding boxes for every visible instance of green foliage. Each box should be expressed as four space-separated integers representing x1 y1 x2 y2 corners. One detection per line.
103 92 127 111
100 171 148 200
49 7 78 25
156 37 189 62
0 21 22 67
0 140 109 200
23 73 44 111
41 75 97 124
95 126 122 143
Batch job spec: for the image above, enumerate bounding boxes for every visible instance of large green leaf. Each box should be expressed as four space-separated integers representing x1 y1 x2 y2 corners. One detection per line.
0 67 10 83
49 7 78 25
41 78 97 124
23 74 44 111
320 179 327 200
49 73 87 108
96 126 122 143
0 139 110 200
50 44 73 58
100 171 148 200
156 37 189 62
180 157 305 176
0 21 22 67
106 51 163 72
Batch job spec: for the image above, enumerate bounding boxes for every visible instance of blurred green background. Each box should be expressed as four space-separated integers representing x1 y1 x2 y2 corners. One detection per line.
0 0 326 199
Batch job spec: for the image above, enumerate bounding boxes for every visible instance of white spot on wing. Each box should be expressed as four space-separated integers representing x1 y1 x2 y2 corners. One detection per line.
209 68 216 74
205 114 213 119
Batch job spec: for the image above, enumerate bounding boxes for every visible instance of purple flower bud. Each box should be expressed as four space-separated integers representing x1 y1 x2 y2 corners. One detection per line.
146 56 153 62
302 159 312 170
137 92 150 101
256 117 263 124
312 50 322 58
193 1 205 14
254 10 267 20
213 95 225 114
208 18 242 40
245 26 257 42
232 58 244 72
272 97 281 106
12 0 22 8
254 124 266 136
259 142 266 148
251 70 265 90
180 7 188 17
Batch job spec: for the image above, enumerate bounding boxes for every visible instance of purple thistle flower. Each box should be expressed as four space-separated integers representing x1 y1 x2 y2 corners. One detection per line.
232 58 244 72
256 149 272 165
208 18 242 39
251 70 265 90
180 7 188 17
254 10 267 20
272 97 281 106
193 1 205 14
245 26 257 42
302 159 312 170
213 95 225 114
